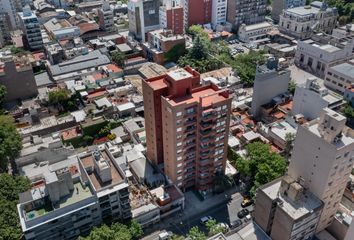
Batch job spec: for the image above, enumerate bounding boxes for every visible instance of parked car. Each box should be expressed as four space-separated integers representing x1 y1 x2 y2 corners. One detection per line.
200 216 213 224
237 209 249 219
244 214 252 222
241 197 254 208
216 222 229 232
230 219 242 229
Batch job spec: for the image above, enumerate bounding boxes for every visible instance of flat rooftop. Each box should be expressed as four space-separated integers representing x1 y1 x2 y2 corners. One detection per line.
330 62 354 77
261 179 322 220
167 68 193 81
166 86 228 107
80 150 124 191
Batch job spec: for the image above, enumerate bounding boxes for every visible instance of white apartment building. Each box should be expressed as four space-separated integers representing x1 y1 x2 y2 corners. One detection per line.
292 77 343 120
98 0 114 32
288 108 354 232
295 34 354 78
237 22 273 43
128 0 160 42
18 5 43 50
279 1 337 39
271 0 306 22
251 57 291 118
17 146 131 240
325 60 354 94
211 0 227 28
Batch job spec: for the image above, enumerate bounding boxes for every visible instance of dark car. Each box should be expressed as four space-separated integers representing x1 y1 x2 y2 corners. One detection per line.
237 209 249 219
230 219 242 229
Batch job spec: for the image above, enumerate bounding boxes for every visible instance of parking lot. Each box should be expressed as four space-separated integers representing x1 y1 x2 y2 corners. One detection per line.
228 41 250 57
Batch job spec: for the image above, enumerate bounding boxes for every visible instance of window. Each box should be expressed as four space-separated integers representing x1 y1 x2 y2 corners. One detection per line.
176 112 182 117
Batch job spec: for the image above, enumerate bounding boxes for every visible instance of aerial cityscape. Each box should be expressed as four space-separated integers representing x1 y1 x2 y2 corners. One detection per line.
0 0 354 240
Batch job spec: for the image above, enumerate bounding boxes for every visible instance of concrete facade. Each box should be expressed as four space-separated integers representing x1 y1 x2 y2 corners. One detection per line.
211 0 227 28
251 57 291 118
271 0 306 23
237 22 273 43
226 0 266 31
325 60 354 94
288 108 354 232
143 29 186 64
128 0 160 42
98 1 114 32
254 177 323 240
0 60 38 102
292 77 343 120
295 35 354 78
279 2 337 40
18 5 43 50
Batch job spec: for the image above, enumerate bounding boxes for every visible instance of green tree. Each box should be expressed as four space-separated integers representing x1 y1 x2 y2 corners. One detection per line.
205 219 226 236
232 142 286 197
0 115 22 172
112 51 126 67
80 220 143 240
0 84 6 108
187 226 207 240
343 103 354 119
128 219 143 239
48 89 70 105
187 25 209 40
0 174 30 239
214 173 233 193
284 132 295 160
288 80 297 95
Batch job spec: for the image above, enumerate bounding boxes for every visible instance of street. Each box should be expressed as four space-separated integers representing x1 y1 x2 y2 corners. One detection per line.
143 188 254 238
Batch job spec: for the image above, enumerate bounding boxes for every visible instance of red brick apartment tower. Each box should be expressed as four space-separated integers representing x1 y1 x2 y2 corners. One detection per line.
143 67 231 192
184 0 212 27
160 0 184 35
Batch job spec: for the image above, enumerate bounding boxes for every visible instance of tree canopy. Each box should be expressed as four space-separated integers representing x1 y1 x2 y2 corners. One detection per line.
229 142 287 196
187 226 207 240
80 220 143 240
111 51 126 67
205 219 227 236
48 89 70 105
0 173 30 239
0 115 22 172
0 84 6 108
218 50 266 86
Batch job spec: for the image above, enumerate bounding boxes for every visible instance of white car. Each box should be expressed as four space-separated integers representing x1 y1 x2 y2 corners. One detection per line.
245 214 252 222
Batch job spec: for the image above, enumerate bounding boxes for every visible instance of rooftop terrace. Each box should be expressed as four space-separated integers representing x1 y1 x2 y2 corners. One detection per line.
80 150 124 191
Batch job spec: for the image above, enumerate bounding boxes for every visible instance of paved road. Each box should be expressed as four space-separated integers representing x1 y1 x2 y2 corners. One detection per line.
163 193 245 236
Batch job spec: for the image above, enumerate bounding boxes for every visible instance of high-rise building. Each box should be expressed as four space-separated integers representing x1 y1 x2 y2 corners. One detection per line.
159 0 184 35
98 0 114 32
254 176 323 240
0 0 23 30
292 78 343 121
251 57 291 119
288 108 354 231
226 0 267 30
211 0 228 28
128 0 160 42
142 67 231 191
182 0 212 28
0 57 38 102
271 0 305 22
18 5 43 50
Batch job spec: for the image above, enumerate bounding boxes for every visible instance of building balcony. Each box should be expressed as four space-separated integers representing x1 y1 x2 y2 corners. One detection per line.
185 125 197 133
199 129 215 137
185 118 197 126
